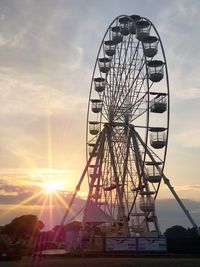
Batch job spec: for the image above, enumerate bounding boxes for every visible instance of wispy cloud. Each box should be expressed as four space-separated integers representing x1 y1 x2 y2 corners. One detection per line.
0 195 199 232
157 0 200 101
0 0 199 229
172 128 200 148
156 198 200 231
173 184 200 192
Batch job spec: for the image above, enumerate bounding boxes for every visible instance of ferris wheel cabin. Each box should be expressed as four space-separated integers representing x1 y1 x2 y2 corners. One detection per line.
88 143 97 157
94 77 106 92
148 60 164 82
139 192 155 213
89 121 100 135
128 15 141 34
98 58 111 73
104 40 116 57
150 127 167 149
136 20 150 40
119 16 130 36
143 36 158 58
150 93 167 113
91 99 102 113
111 26 123 44
145 161 162 183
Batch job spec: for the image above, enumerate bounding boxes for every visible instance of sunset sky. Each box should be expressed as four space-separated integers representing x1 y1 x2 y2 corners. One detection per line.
0 0 199 231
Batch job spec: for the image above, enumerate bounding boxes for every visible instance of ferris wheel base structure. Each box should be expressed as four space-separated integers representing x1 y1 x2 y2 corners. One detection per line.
59 14 199 246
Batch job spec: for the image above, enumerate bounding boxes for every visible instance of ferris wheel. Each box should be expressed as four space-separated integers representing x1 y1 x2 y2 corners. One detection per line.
60 15 199 238
86 14 169 235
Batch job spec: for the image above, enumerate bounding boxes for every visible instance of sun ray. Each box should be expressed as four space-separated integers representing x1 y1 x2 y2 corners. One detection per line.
0 189 44 218
30 194 50 254
47 115 53 171
27 193 49 247
53 191 70 210
52 191 79 222
14 149 38 170
37 194 49 225
49 191 53 230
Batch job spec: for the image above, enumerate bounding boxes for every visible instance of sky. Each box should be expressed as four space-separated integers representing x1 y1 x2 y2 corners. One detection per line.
0 0 199 231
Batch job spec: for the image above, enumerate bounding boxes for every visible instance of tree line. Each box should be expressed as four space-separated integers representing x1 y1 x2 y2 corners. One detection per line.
0 215 200 254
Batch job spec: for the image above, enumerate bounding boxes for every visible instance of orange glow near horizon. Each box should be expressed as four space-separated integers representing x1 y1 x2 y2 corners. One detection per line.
0 102 84 227
29 167 77 192
0 114 87 226
0 189 44 219
0 166 80 228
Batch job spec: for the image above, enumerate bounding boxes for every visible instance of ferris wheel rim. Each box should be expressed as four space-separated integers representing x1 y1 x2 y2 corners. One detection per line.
86 15 170 221
86 14 169 172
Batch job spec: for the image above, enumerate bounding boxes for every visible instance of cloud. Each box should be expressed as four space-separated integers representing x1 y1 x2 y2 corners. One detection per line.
0 1 92 170
174 184 200 191
0 177 42 202
157 0 200 101
0 180 74 206
156 198 200 231
0 1 92 77
172 128 200 148
0 0 91 123
174 88 200 101
0 188 86 229
0 194 199 232
0 191 37 204
0 1 199 230
0 183 38 194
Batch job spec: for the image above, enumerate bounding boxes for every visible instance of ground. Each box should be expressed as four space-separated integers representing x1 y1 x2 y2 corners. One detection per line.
1 257 200 267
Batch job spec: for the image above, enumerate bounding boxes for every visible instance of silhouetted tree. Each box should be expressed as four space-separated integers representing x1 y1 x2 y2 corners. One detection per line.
164 225 188 238
164 225 200 238
164 225 200 254
1 215 44 242
187 227 200 238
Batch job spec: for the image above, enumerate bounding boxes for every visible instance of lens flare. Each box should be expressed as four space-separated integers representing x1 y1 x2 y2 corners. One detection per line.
43 180 64 194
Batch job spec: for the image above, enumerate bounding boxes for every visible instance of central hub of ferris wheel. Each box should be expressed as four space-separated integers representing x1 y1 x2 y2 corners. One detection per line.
59 14 199 250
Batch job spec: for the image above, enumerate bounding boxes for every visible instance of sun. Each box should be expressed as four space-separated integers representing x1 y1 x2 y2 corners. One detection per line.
42 180 64 194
